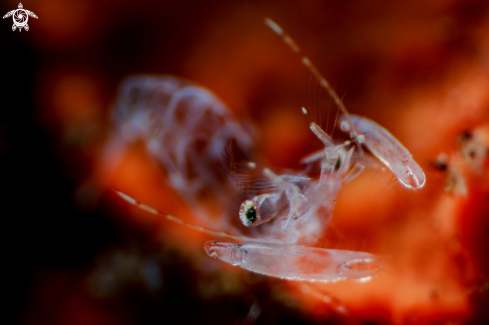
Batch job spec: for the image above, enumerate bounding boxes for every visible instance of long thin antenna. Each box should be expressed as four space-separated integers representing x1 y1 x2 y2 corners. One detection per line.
264 18 363 154
264 18 350 118
114 188 285 245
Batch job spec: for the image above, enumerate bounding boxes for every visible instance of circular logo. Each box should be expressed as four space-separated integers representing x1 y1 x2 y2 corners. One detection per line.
13 9 28 28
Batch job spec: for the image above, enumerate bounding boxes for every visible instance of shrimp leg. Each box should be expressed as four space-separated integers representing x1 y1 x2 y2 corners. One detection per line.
339 115 426 189
262 168 310 230
205 241 382 282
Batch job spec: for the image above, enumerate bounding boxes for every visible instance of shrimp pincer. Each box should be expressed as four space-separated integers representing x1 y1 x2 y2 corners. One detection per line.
265 17 426 190
339 115 426 189
205 242 382 282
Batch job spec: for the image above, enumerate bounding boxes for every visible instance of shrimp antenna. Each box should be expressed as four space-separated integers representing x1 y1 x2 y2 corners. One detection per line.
264 18 349 118
114 188 285 245
264 18 363 154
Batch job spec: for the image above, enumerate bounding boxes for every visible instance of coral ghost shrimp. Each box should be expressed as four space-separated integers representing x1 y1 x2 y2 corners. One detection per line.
100 18 425 285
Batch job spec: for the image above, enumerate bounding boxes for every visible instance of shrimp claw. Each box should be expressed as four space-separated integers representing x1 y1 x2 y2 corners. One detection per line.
339 115 426 189
205 241 383 282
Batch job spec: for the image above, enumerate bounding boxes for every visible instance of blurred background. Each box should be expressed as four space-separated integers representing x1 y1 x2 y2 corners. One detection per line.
2 0 489 324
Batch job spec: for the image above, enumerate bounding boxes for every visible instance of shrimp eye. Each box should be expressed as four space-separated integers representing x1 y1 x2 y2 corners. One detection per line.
246 206 257 223
239 200 258 227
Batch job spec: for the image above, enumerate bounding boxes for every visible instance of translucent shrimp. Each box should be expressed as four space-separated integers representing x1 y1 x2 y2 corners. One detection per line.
108 18 417 283
107 76 383 282
264 18 425 190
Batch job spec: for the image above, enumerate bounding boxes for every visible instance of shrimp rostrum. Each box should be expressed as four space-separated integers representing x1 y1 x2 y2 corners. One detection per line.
112 18 426 284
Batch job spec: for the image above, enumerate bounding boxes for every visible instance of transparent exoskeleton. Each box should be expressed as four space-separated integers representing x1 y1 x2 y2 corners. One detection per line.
109 18 426 284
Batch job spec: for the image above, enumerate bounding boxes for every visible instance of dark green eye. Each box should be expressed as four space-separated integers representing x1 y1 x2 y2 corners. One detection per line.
239 200 259 227
245 206 257 224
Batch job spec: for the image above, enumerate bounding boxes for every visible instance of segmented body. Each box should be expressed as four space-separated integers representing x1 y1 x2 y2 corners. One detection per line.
113 76 253 201
105 75 258 229
107 18 426 283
